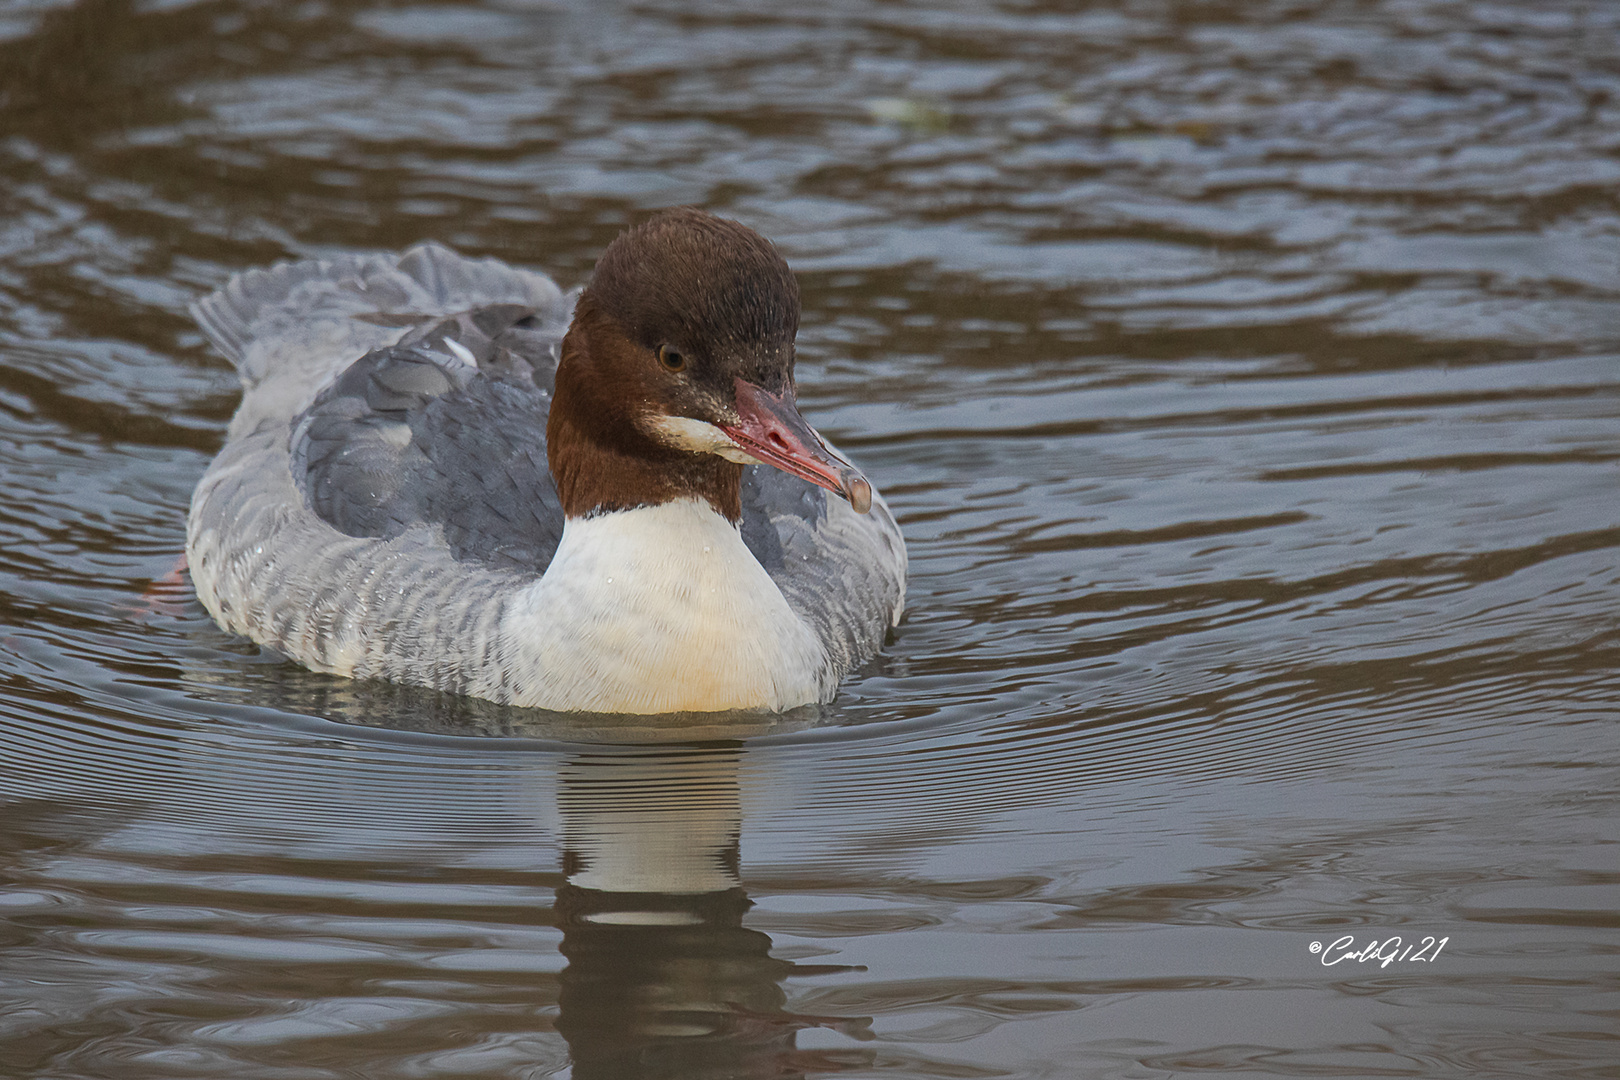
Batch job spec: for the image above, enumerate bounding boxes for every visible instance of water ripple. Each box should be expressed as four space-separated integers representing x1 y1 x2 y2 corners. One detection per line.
0 0 1616 1077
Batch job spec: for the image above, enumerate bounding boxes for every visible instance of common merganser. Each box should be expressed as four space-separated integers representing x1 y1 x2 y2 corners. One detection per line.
186 209 906 714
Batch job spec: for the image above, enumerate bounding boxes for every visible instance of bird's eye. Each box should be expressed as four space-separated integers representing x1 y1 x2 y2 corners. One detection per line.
656 344 686 372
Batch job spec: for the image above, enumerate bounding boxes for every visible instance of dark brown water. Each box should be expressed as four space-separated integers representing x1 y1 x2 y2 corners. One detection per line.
1 1 1617 1076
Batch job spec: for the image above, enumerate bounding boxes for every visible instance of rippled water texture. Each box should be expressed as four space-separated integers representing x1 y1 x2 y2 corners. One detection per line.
1 0 1618 1076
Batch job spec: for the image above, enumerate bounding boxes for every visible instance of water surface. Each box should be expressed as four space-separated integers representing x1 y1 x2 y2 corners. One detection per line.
1 1 1617 1077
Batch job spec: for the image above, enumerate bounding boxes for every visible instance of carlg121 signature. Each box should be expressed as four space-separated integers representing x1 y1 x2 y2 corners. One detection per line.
1310 935 1448 968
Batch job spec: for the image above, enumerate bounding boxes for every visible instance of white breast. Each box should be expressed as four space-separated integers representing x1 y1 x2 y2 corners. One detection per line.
491 498 832 713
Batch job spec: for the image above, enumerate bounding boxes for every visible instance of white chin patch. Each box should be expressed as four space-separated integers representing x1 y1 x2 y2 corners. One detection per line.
646 415 764 466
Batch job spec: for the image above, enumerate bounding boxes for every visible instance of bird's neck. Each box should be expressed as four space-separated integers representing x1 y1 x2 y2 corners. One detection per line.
547 310 742 521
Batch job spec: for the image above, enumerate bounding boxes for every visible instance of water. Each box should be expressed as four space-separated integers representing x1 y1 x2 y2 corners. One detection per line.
1 0 1617 1076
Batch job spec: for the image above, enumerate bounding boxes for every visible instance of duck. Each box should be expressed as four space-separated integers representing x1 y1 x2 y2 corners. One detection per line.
185 209 907 714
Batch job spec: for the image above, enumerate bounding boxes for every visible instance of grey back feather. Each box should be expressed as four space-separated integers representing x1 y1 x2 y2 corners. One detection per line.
191 243 569 439
290 307 567 573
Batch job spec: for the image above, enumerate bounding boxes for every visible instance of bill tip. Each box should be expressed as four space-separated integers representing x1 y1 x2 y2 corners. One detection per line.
843 473 872 514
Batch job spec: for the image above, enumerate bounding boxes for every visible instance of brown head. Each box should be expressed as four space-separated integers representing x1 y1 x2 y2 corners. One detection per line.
547 208 871 521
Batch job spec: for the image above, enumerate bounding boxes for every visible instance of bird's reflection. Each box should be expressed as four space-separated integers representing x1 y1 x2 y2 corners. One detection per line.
553 746 869 1079
162 663 870 1070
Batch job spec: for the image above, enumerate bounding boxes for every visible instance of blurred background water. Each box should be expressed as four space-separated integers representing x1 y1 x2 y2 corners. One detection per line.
0 0 1617 1076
